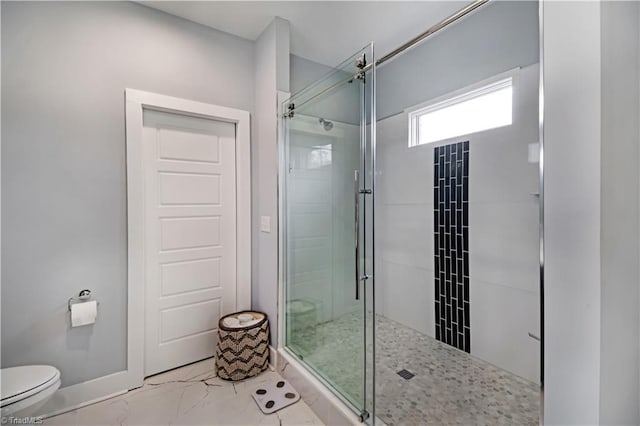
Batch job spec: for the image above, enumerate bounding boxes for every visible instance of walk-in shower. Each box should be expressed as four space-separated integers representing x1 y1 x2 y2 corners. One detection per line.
281 1 542 424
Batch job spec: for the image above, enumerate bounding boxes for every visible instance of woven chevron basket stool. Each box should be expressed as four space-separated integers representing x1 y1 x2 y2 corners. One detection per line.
216 311 270 381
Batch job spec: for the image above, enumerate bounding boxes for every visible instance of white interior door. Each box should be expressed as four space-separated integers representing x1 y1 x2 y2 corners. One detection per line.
142 109 237 376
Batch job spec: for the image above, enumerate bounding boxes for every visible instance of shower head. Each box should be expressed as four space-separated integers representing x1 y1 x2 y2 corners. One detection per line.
318 118 334 131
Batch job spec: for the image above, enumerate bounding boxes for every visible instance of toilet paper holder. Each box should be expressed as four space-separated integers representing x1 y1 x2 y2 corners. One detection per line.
68 289 99 311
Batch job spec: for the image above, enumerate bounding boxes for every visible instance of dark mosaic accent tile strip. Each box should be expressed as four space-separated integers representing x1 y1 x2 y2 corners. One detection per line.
434 141 470 353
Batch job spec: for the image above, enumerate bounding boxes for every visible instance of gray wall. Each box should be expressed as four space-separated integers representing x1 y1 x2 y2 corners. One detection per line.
599 1 640 424
1 1 254 387
252 17 289 343
290 54 360 125
291 54 332 94
376 1 539 119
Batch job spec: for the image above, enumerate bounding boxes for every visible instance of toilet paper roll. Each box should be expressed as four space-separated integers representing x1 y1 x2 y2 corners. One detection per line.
71 300 97 327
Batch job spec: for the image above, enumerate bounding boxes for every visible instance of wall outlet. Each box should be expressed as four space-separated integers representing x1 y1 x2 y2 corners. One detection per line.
260 216 271 233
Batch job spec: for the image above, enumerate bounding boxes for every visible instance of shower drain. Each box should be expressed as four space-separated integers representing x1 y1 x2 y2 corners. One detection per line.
397 369 415 380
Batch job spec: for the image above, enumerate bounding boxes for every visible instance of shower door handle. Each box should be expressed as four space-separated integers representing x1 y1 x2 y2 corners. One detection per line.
354 169 361 301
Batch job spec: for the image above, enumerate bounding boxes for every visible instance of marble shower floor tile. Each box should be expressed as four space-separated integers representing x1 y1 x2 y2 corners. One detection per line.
290 312 539 426
375 315 539 426
44 360 324 426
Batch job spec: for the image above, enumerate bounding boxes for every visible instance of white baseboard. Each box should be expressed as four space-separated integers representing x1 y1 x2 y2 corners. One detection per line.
36 370 132 419
39 346 279 419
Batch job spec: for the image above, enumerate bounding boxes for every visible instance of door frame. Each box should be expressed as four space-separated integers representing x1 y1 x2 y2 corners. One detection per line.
124 89 251 388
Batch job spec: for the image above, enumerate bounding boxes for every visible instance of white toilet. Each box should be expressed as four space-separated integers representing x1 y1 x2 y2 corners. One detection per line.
1 365 61 417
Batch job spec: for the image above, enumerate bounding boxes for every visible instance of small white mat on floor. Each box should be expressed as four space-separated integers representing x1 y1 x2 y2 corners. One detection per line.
252 379 300 414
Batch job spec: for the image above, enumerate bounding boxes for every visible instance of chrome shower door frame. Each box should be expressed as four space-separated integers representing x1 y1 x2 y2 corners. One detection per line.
279 43 377 423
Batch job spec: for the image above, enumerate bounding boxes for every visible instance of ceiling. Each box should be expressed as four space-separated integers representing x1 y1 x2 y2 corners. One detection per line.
138 1 470 66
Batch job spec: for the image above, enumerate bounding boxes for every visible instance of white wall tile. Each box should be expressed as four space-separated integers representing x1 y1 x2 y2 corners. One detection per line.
377 119 433 206
380 203 433 269
379 260 434 337
468 128 539 204
470 278 539 383
469 201 539 293
376 113 406 147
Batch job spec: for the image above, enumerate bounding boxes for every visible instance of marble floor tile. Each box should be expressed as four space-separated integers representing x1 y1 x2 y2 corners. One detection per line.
45 314 539 426
44 360 324 426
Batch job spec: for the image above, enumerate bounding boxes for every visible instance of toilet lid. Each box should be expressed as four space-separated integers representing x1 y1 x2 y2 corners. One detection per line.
1 366 60 407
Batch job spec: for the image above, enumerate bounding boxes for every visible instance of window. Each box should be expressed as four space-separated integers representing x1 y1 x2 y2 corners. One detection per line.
408 78 513 147
307 144 332 169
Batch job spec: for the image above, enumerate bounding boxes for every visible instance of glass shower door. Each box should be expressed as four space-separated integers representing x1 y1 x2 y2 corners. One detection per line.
282 44 375 422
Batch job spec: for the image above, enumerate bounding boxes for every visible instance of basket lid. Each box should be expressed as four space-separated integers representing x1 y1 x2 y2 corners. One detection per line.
220 311 266 330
